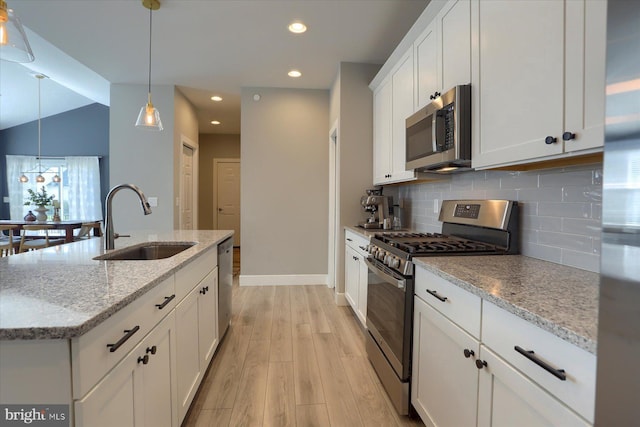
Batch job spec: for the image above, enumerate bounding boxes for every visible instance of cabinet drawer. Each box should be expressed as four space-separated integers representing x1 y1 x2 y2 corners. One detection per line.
481 301 596 423
345 230 369 255
175 248 217 302
415 266 481 338
72 275 176 399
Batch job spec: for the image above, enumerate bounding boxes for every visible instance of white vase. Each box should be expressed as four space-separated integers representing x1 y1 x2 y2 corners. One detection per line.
34 206 48 222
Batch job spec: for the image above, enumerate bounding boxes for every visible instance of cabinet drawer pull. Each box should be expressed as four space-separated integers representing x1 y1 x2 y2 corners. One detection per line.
137 355 149 365
514 345 567 381
107 326 140 353
155 294 175 310
426 289 448 302
346 238 353 242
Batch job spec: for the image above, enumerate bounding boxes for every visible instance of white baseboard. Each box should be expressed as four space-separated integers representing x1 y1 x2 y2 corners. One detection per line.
239 274 328 287
334 292 348 306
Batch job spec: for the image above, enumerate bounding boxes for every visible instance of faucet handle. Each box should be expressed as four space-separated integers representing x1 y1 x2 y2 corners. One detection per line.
114 233 131 239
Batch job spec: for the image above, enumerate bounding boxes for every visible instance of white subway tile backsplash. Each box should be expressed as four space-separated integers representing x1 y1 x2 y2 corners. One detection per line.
562 186 602 202
396 163 603 272
538 202 592 219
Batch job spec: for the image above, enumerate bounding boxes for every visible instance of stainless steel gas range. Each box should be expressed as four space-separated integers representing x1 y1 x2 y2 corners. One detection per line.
364 199 519 415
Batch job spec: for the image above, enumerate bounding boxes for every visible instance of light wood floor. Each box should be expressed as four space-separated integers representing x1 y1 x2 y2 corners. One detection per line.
182 279 425 427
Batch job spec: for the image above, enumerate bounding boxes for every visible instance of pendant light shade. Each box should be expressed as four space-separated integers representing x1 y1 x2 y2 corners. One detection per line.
135 0 163 131
0 0 35 63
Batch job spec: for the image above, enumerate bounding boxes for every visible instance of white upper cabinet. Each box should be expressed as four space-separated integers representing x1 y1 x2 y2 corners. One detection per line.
471 0 606 169
415 0 472 110
373 48 419 185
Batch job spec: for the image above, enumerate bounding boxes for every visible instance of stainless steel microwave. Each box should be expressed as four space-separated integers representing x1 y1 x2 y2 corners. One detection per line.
405 84 471 173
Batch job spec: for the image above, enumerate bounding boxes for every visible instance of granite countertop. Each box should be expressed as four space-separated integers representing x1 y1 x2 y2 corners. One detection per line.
414 256 599 354
0 229 233 340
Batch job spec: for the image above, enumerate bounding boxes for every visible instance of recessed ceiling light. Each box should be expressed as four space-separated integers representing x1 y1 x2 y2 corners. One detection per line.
288 21 307 34
211 120 221 125
211 96 223 102
288 70 302 78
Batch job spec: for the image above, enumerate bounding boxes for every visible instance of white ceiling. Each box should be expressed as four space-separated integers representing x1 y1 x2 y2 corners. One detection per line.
1 0 428 134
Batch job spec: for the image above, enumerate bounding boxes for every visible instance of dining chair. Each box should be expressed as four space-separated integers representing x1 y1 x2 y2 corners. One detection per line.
0 225 19 256
18 224 65 253
74 221 102 240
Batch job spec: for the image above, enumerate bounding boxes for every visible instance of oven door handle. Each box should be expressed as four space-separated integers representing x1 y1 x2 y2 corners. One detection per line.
364 258 406 291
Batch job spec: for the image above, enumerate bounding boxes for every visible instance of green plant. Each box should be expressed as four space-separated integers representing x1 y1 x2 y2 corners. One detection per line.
24 186 56 207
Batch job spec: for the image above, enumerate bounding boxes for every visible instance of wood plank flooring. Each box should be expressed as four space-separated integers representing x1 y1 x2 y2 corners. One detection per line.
182 280 424 427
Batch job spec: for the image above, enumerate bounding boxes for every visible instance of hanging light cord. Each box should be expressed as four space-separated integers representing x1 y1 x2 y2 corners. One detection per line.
37 75 42 173
147 5 152 98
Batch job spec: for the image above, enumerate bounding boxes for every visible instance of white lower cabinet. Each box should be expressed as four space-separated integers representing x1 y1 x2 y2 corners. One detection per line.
477 345 590 427
75 311 177 427
344 230 369 326
412 266 596 427
176 267 219 423
412 296 479 427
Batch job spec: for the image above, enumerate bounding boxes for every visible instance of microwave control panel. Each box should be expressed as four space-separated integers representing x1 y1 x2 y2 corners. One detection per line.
436 103 455 152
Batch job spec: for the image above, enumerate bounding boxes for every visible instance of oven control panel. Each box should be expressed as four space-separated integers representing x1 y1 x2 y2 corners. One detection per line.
454 203 480 219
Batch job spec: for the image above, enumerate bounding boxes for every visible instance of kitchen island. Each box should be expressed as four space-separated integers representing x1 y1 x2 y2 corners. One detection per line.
0 229 233 427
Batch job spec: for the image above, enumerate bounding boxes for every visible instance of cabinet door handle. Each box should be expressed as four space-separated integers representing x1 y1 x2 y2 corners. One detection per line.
200 286 209 295
562 131 576 141
514 346 566 380
155 294 175 310
463 349 475 358
475 359 487 369
138 355 149 365
426 289 448 302
346 238 353 242
107 326 140 353
146 345 157 355
544 136 558 145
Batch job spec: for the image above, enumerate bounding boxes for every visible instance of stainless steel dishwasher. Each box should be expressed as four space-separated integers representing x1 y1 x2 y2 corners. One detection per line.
218 236 233 339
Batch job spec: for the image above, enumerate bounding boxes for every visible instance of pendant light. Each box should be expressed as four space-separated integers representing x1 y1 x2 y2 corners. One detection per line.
19 74 47 183
135 0 163 131
0 0 34 63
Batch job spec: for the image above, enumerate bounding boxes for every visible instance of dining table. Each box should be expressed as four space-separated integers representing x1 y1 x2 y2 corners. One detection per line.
0 220 102 244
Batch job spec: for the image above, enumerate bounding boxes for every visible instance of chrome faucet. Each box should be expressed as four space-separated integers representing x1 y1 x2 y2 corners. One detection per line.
104 184 152 250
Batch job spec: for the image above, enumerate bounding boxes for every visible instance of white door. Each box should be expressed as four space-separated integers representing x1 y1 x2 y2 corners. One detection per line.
181 145 194 230
214 159 240 243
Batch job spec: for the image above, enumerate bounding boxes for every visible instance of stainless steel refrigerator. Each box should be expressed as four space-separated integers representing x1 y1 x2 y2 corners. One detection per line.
595 0 640 425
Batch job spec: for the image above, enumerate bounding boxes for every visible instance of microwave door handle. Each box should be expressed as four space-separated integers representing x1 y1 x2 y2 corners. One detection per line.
364 257 406 291
431 113 438 153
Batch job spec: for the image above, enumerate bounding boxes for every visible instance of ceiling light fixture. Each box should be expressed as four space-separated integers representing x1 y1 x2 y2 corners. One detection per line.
135 0 163 131
0 0 34 63
288 69 302 78
211 96 223 102
210 120 221 125
288 21 307 34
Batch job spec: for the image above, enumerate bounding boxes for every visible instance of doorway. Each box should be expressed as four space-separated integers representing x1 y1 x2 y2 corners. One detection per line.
181 143 196 230
213 159 241 245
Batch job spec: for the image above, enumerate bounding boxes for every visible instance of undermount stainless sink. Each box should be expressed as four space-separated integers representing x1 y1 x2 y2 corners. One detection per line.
94 242 196 261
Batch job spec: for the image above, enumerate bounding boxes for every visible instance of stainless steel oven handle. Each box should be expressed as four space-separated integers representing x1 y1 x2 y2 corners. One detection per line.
365 257 406 291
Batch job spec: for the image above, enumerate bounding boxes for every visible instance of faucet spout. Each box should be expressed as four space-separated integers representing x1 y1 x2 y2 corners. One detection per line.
104 184 152 250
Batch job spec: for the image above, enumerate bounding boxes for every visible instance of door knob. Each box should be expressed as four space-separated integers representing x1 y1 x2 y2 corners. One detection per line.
218 208 223 212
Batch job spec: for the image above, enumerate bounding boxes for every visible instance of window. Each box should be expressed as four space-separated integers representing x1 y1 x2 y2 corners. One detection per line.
6 155 103 221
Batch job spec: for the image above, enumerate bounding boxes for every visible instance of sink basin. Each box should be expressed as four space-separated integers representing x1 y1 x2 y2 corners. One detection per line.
95 242 196 261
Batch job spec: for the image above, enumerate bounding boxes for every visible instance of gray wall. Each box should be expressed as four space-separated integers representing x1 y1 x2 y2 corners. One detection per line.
241 87 329 276
0 103 109 219
198 133 241 230
330 62 380 294
109 84 176 233
398 164 602 272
